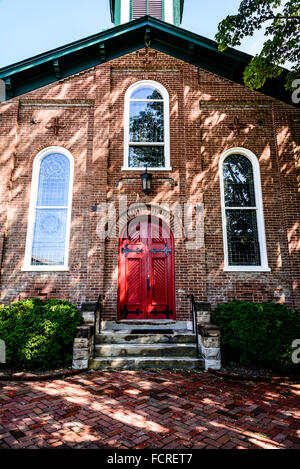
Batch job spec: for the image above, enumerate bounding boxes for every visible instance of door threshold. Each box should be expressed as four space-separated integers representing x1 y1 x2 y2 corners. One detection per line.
117 319 177 325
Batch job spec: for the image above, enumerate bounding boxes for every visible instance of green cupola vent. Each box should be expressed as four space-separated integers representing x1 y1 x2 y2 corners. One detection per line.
110 0 184 26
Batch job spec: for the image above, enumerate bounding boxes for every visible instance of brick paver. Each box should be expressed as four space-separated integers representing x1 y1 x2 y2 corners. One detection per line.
0 371 299 449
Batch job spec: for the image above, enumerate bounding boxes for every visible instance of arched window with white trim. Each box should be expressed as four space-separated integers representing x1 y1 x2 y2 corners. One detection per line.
23 147 74 271
123 80 171 170
219 148 270 272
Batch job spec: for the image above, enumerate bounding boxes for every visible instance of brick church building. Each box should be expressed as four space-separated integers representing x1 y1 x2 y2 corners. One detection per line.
0 0 299 360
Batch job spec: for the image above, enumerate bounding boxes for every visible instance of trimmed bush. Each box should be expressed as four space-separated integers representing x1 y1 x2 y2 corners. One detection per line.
212 300 300 371
0 298 82 370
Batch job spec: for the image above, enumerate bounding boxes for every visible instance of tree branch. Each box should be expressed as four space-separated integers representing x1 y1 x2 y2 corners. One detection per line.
261 15 300 21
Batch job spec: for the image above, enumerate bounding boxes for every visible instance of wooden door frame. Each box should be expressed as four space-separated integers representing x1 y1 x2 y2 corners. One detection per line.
117 215 176 321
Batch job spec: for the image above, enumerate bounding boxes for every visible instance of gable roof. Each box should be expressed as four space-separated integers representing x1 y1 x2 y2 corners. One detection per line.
0 15 297 107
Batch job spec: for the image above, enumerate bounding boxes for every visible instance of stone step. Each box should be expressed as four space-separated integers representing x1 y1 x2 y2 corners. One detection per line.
95 331 196 345
94 343 198 357
89 356 205 371
101 320 192 331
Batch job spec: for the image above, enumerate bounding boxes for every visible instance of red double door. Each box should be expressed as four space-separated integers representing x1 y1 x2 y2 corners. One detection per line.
118 216 175 320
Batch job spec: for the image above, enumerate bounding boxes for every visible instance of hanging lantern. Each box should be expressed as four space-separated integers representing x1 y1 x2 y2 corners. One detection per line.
140 166 152 194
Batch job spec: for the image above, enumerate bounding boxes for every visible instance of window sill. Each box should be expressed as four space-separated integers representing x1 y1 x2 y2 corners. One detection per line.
121 166 172 172
223 266 271 272
21 266 69 272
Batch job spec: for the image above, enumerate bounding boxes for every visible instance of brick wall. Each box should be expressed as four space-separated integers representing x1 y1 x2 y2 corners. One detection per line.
0 49 299 317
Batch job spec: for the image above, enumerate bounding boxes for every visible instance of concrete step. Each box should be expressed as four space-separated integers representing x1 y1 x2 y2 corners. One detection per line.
89 356 205 371
94 343 198 357
95 331 196 345
101 320 191 331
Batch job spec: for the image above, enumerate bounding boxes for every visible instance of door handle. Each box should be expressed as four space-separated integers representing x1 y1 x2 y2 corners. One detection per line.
147 278 150 291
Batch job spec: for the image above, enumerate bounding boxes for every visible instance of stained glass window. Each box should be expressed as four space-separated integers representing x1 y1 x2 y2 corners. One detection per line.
31 153 71 266
223 154 261 266
226 210 261 266
223 154 256 207
128 84 166 168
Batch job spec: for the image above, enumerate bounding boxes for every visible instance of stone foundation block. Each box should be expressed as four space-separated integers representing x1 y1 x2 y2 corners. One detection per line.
72 359 88 370
199 325 221 337
204 347 221 359
198 324 221 370
76 325 94 339
74 338 89 348
197 311 211 325
73 348 89 360
202 337 220 348
82 311 94 324
204 359 222 370
72 324 94 369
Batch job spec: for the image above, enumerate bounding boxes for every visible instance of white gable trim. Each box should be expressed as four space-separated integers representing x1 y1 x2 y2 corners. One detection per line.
164 0 174 24
121 0 130 24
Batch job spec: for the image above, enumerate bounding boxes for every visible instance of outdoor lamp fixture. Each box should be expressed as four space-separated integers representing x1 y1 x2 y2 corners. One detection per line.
140 166 152 194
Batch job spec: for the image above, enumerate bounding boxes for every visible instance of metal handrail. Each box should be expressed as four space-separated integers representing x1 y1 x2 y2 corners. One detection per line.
93 294 105 358
98 294 106 334
188 294 200 357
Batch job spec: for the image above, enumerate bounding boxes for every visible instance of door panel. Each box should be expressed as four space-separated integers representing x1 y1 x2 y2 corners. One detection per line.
152 258 168 305
119 240 147 319
126 258 142 305
148 229 174 319
118 216 175 320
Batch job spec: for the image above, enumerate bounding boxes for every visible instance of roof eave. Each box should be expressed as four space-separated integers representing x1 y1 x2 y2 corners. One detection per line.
0 16 297 108
0 17 250 78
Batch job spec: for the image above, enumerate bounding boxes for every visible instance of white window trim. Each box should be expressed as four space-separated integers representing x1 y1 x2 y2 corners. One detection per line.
122 80 171 171
164 0 174 24
219 147 270 272
120 0 130 24
22 146 74 272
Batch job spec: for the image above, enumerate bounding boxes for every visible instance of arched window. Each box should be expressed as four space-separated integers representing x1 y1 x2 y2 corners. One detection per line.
219 148 270 272
123 80 170 170
23 147 74 271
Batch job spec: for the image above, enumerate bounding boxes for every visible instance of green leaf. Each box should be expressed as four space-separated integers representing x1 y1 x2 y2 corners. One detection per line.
215 0 300 90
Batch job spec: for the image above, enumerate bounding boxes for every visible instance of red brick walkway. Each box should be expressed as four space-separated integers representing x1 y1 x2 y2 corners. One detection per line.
0 370 299 449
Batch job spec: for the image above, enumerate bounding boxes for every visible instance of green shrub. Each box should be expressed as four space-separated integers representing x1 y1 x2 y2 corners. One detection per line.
0 298 82 370
212 300 300 372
